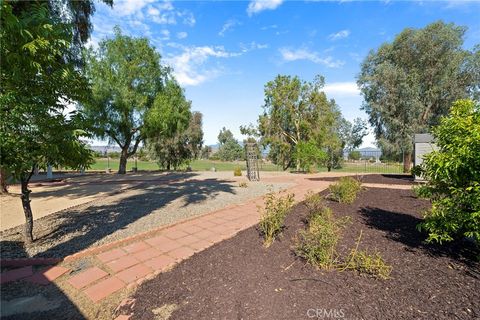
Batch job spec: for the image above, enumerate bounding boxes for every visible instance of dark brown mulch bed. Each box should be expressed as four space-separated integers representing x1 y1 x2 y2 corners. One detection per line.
308 173 415 185
131 187 479 320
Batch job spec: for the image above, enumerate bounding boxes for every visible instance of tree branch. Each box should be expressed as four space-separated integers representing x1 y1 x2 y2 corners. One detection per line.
106 130 124 149
281 131 297 144
127 136 142 157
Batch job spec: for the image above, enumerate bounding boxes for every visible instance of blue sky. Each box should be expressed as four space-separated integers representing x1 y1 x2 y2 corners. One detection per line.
88 0 480 147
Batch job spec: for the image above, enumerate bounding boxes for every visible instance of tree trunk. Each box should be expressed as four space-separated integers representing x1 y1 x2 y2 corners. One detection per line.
0 168 8 194
20 176 34 243
118 148 128 174
403 151 412 173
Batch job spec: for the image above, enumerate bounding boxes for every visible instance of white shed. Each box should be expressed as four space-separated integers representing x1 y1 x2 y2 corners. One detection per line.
414 134 438 181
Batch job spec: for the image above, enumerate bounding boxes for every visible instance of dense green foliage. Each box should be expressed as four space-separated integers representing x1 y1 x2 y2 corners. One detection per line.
0 2 94 242
328 177 362 204
258 75 340 170
81 27 170 173
293 141 326 172
256 75 365 172
416 100 480 243
258 191 295 247
146 81 203 170
216 127 244 161
358 21 479 172
348 151 362 160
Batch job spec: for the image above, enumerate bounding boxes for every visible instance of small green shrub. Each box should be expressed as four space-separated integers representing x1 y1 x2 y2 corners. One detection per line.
258 191 295 247
233 166 242 176
238 181 248 188
342 232 392 280
416 100 480 244
304 191 324 216
295 207 342 269
412 184 431 199
348 150 361 160
328 177 362 204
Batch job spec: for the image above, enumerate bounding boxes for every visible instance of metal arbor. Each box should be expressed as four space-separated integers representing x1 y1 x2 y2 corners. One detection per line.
245 142 260 181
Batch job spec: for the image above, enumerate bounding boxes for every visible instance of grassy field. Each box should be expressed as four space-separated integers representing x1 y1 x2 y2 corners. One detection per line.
88 158 403 174
88 158 283 172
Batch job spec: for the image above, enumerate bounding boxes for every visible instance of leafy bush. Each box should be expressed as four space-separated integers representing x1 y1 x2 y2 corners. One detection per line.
416 100 480 244
295 207 343 269
348 150 361 160
341 231 392 280
303 191 324 217
233 166 242 176
108 151 120 159
258 191 295 247
294 141 326 172
328 176 362 204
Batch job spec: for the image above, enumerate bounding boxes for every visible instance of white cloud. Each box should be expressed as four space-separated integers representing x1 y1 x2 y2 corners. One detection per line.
328 29 350 41
179 11 196 26
177 32 188 39
219 19 240 37
160 30 170 40
260 24 278 30
279 47 345 68
247 0 283 16
145 1 195 26
323 82 360 96
113 0 154 17
239 41 269 52
165 46 241 86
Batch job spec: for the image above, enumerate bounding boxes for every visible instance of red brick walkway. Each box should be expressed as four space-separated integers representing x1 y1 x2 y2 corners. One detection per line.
57 177 329 305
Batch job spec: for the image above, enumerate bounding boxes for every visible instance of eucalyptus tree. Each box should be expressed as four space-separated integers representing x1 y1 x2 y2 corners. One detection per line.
82 27 170 174
1 2 93 243
258 75 339 170
357 21 479 172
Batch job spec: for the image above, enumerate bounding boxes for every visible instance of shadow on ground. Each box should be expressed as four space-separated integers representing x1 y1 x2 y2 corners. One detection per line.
29 172 194 200
360 206 480 269
1 241 85 320
1 173 236 259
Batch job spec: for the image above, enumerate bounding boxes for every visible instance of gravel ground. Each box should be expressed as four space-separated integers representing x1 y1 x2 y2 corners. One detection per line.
0 175 291 259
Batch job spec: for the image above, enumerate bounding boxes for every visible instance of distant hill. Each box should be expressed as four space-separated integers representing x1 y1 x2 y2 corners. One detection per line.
89 145 122 154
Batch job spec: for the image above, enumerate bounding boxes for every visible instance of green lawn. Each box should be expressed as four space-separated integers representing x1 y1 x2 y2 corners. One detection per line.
88 158 283 172
328 161 404 174
88 158 403 174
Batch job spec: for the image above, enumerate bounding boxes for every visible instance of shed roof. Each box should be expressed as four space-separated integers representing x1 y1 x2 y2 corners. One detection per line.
414 133 434 143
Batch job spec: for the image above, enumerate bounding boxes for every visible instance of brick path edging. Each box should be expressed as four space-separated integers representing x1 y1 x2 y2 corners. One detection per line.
0 194 275 268
63 202 248 262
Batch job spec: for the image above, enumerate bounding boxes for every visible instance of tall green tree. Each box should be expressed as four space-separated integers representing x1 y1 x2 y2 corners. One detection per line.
258 75 338 170
82 27 170 174
339 118 368 152
0 0 111 194
216 127 243 161
357 21 479 172
146 81 203 170
0 2 93 243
